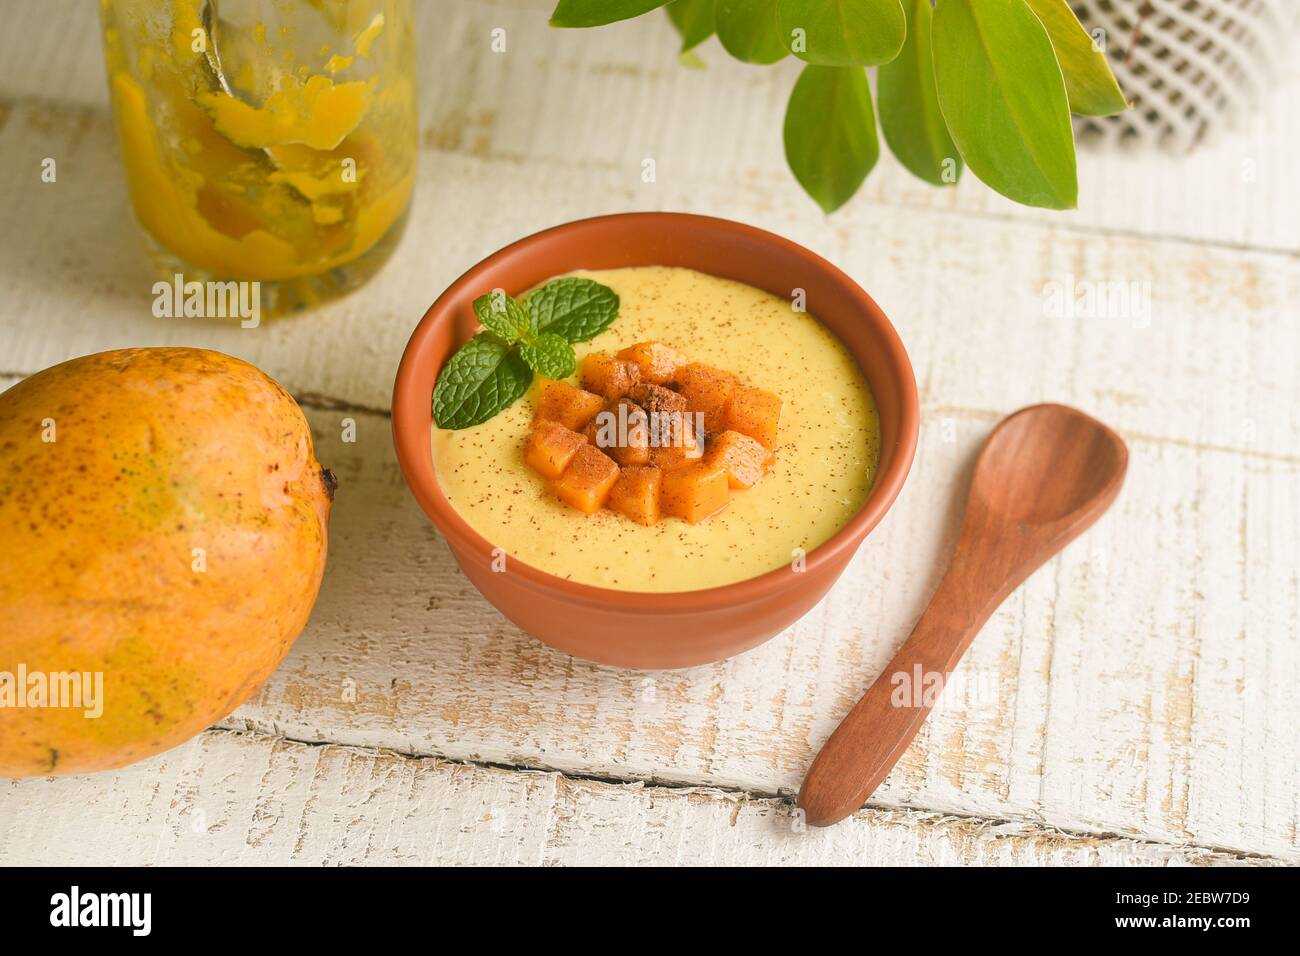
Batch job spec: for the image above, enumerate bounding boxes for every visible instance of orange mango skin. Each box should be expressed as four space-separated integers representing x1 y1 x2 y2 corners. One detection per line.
0 348 332 777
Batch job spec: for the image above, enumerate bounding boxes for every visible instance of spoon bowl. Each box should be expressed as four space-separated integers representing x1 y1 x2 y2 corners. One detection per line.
972 404 1127 525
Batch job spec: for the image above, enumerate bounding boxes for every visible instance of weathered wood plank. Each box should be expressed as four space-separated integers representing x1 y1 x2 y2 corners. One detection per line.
2 106 1297 457
0 729 1277 866
3 0 1297 252
2 4 1296 452
195 401 1292 859
2 0 1297 865
0 373 1293 859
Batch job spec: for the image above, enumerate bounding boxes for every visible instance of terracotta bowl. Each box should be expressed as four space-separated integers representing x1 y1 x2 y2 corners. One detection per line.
393 213 918 669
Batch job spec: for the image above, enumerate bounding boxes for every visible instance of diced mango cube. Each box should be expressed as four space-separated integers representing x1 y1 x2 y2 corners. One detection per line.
617 341 686 385
552 444 620 514
612 438 652 468
608 400 652 466
660 462 729 524
675 363 737 432
649 412 704 471
628 382 687 416
705 430 771 489
725 384 782 449
581 402 614 442
609 465 662 526
523 420 587 479
585 401 651 466
580 352 641 401
534 379 606 432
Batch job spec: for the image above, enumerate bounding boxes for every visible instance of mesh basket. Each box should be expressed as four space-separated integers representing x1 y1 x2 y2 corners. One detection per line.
1071 0 1299 150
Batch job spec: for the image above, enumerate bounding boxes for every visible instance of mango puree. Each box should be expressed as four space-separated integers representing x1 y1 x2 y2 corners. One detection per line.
432 267 880 592
100 0 415 281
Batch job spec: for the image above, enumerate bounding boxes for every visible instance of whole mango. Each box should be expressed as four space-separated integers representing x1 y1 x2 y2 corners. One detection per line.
0 348 334 776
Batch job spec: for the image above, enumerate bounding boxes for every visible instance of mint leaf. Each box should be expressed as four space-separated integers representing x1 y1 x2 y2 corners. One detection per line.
526 278 620 343
520 333 577 380
778 0 905 67
715 0 788 64
932 0 1077 210
879 0 962 186
666 0 714 53
784 65 879 213
551 0 670 28
473 290 531 343
433 333 533 430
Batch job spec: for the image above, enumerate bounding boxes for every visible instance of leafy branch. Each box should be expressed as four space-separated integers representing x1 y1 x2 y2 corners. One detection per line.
550 0 1129 212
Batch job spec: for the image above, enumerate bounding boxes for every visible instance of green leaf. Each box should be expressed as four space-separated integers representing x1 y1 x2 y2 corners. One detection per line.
783 65 878 214
1025 0 1128 116
550 0 671 28
526 278 620 343
432 333 533 430
472 291 532 343
932 0 1077 210
715 0 789 65
879 0 961 186
666 0 714 53
520 333 578 380
778 0 905 67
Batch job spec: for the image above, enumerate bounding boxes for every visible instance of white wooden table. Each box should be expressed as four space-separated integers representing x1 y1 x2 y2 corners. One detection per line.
1 0 1296 866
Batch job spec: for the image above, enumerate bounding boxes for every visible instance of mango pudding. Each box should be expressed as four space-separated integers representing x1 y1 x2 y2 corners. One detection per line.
431 266 880 593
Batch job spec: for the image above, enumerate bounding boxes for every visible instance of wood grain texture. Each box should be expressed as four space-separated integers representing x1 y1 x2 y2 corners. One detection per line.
3 115 1297 456
165 398 1296 861
1 1 1298 435
0 729 1281 866
0 0 1297 864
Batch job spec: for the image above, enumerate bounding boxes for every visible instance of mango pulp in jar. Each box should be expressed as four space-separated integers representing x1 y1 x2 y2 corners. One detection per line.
99 0 416 293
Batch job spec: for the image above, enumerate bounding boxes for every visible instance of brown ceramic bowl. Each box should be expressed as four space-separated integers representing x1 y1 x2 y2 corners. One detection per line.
393 213 918 669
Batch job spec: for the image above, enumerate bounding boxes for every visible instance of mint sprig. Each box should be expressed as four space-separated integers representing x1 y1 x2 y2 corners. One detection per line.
433 277 620 429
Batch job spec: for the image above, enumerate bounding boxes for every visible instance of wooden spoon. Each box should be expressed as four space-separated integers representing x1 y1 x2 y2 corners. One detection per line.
797 404 1128 828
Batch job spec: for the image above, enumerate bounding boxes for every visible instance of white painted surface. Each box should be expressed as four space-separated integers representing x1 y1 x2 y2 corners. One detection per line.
0 729 1275 867
0 1 1295 865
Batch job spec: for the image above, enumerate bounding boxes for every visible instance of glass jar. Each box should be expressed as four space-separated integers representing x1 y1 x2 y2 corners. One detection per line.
99 0 417 314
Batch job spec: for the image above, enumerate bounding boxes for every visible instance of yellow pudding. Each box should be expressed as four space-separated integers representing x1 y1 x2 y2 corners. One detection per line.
99 0 416 287
432 267 880 592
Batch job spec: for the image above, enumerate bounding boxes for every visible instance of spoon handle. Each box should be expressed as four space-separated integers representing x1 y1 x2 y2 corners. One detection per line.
796 565 998 828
